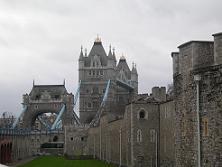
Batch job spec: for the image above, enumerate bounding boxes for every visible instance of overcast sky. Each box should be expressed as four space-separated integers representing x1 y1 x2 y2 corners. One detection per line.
0 0 222 116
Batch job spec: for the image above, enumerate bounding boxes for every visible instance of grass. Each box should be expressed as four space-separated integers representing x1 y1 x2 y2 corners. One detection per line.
18 156 117 167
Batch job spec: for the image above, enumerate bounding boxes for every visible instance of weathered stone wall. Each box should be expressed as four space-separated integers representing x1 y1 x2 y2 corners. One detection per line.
174 32 222 167
174 42 197 167
193 65 222 166
160 100 175 167
0 130 32 164
64 126 88 157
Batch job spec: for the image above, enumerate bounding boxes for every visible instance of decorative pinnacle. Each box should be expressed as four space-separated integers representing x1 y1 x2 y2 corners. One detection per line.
112 47 115 54
95 34 101 42
84 48 87 56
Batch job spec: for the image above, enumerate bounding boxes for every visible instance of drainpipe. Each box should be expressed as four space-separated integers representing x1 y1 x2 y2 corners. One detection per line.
93 135 95 159
130 103 134 167
119 128 122 167
100 124 102 159
155 131 158 167
64 126 67 154
194 74 201 167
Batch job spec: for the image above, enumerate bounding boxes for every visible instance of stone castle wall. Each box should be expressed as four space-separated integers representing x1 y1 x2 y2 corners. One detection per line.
173 32 222 166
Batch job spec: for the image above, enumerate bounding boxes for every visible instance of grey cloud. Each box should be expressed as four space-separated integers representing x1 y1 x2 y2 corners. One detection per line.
0 0 222 116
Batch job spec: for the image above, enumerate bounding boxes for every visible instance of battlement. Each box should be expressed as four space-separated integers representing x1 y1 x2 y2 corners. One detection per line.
173 33 222 75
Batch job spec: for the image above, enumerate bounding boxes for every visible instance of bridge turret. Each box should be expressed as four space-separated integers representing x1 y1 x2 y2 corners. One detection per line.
131 63 138 94
79 46 84 69
22 93 29 105
107 45 116 68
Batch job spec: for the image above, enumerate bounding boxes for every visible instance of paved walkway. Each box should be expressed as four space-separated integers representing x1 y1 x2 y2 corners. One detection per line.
7 156 36 167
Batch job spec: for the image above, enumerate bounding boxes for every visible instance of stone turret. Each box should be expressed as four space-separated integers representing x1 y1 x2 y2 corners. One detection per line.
131 63 138 93
151 87 166 102
79 46 84 69
171 52 180 75
213 32 222 65
107 45 116 67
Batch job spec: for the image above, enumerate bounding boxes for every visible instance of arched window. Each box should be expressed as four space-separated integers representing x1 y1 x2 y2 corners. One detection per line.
137 129 142 143
138 109 147 119
139 111 145 119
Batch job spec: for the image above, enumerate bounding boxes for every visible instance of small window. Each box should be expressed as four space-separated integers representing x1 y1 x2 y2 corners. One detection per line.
89 71 91 75
55 95 60 100
81 137 84 141
138 109 147 119
35 95 40 100
70 137 73 141
96 70 99 76
93 70 95 76
93 62 95 67
137 129 142 142
139 111 145 119
35 105 38 109
164 106 167 118
100 70 103 75
203 118 209 136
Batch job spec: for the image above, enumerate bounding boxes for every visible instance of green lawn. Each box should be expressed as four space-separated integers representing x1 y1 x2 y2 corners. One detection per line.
18 156 117 167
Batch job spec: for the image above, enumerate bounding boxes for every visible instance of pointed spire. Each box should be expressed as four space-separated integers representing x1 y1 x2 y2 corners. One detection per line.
120 53 126 61
84 48 87 57
112 47 115 56
79 45 84 61
95 34 102 43
132 62 138 74
108 44 113 58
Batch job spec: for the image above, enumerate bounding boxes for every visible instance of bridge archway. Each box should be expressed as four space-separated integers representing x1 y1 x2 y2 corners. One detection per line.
19 84 74 130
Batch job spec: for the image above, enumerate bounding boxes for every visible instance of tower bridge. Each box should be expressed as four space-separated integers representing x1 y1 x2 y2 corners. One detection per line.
0 37 139 165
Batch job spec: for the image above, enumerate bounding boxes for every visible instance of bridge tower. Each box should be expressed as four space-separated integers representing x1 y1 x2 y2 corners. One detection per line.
79 37 138 124
19 84 74 130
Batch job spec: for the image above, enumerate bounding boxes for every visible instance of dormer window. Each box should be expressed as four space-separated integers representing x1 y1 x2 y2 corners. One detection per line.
54 95 60 100
35 95 40 100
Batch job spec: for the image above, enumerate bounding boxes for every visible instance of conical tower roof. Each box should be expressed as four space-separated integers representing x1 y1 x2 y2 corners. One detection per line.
85 37 108 66
79 46 84 61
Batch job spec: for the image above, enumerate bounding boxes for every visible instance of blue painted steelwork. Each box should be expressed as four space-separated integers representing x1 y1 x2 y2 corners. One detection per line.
37 116 51 130
72 81 81 125
51 104 65 130
90 79 111 126
12 105 28 129
55 119 62 129
116 79 134 91
52 81 82 129
74 80 81 107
